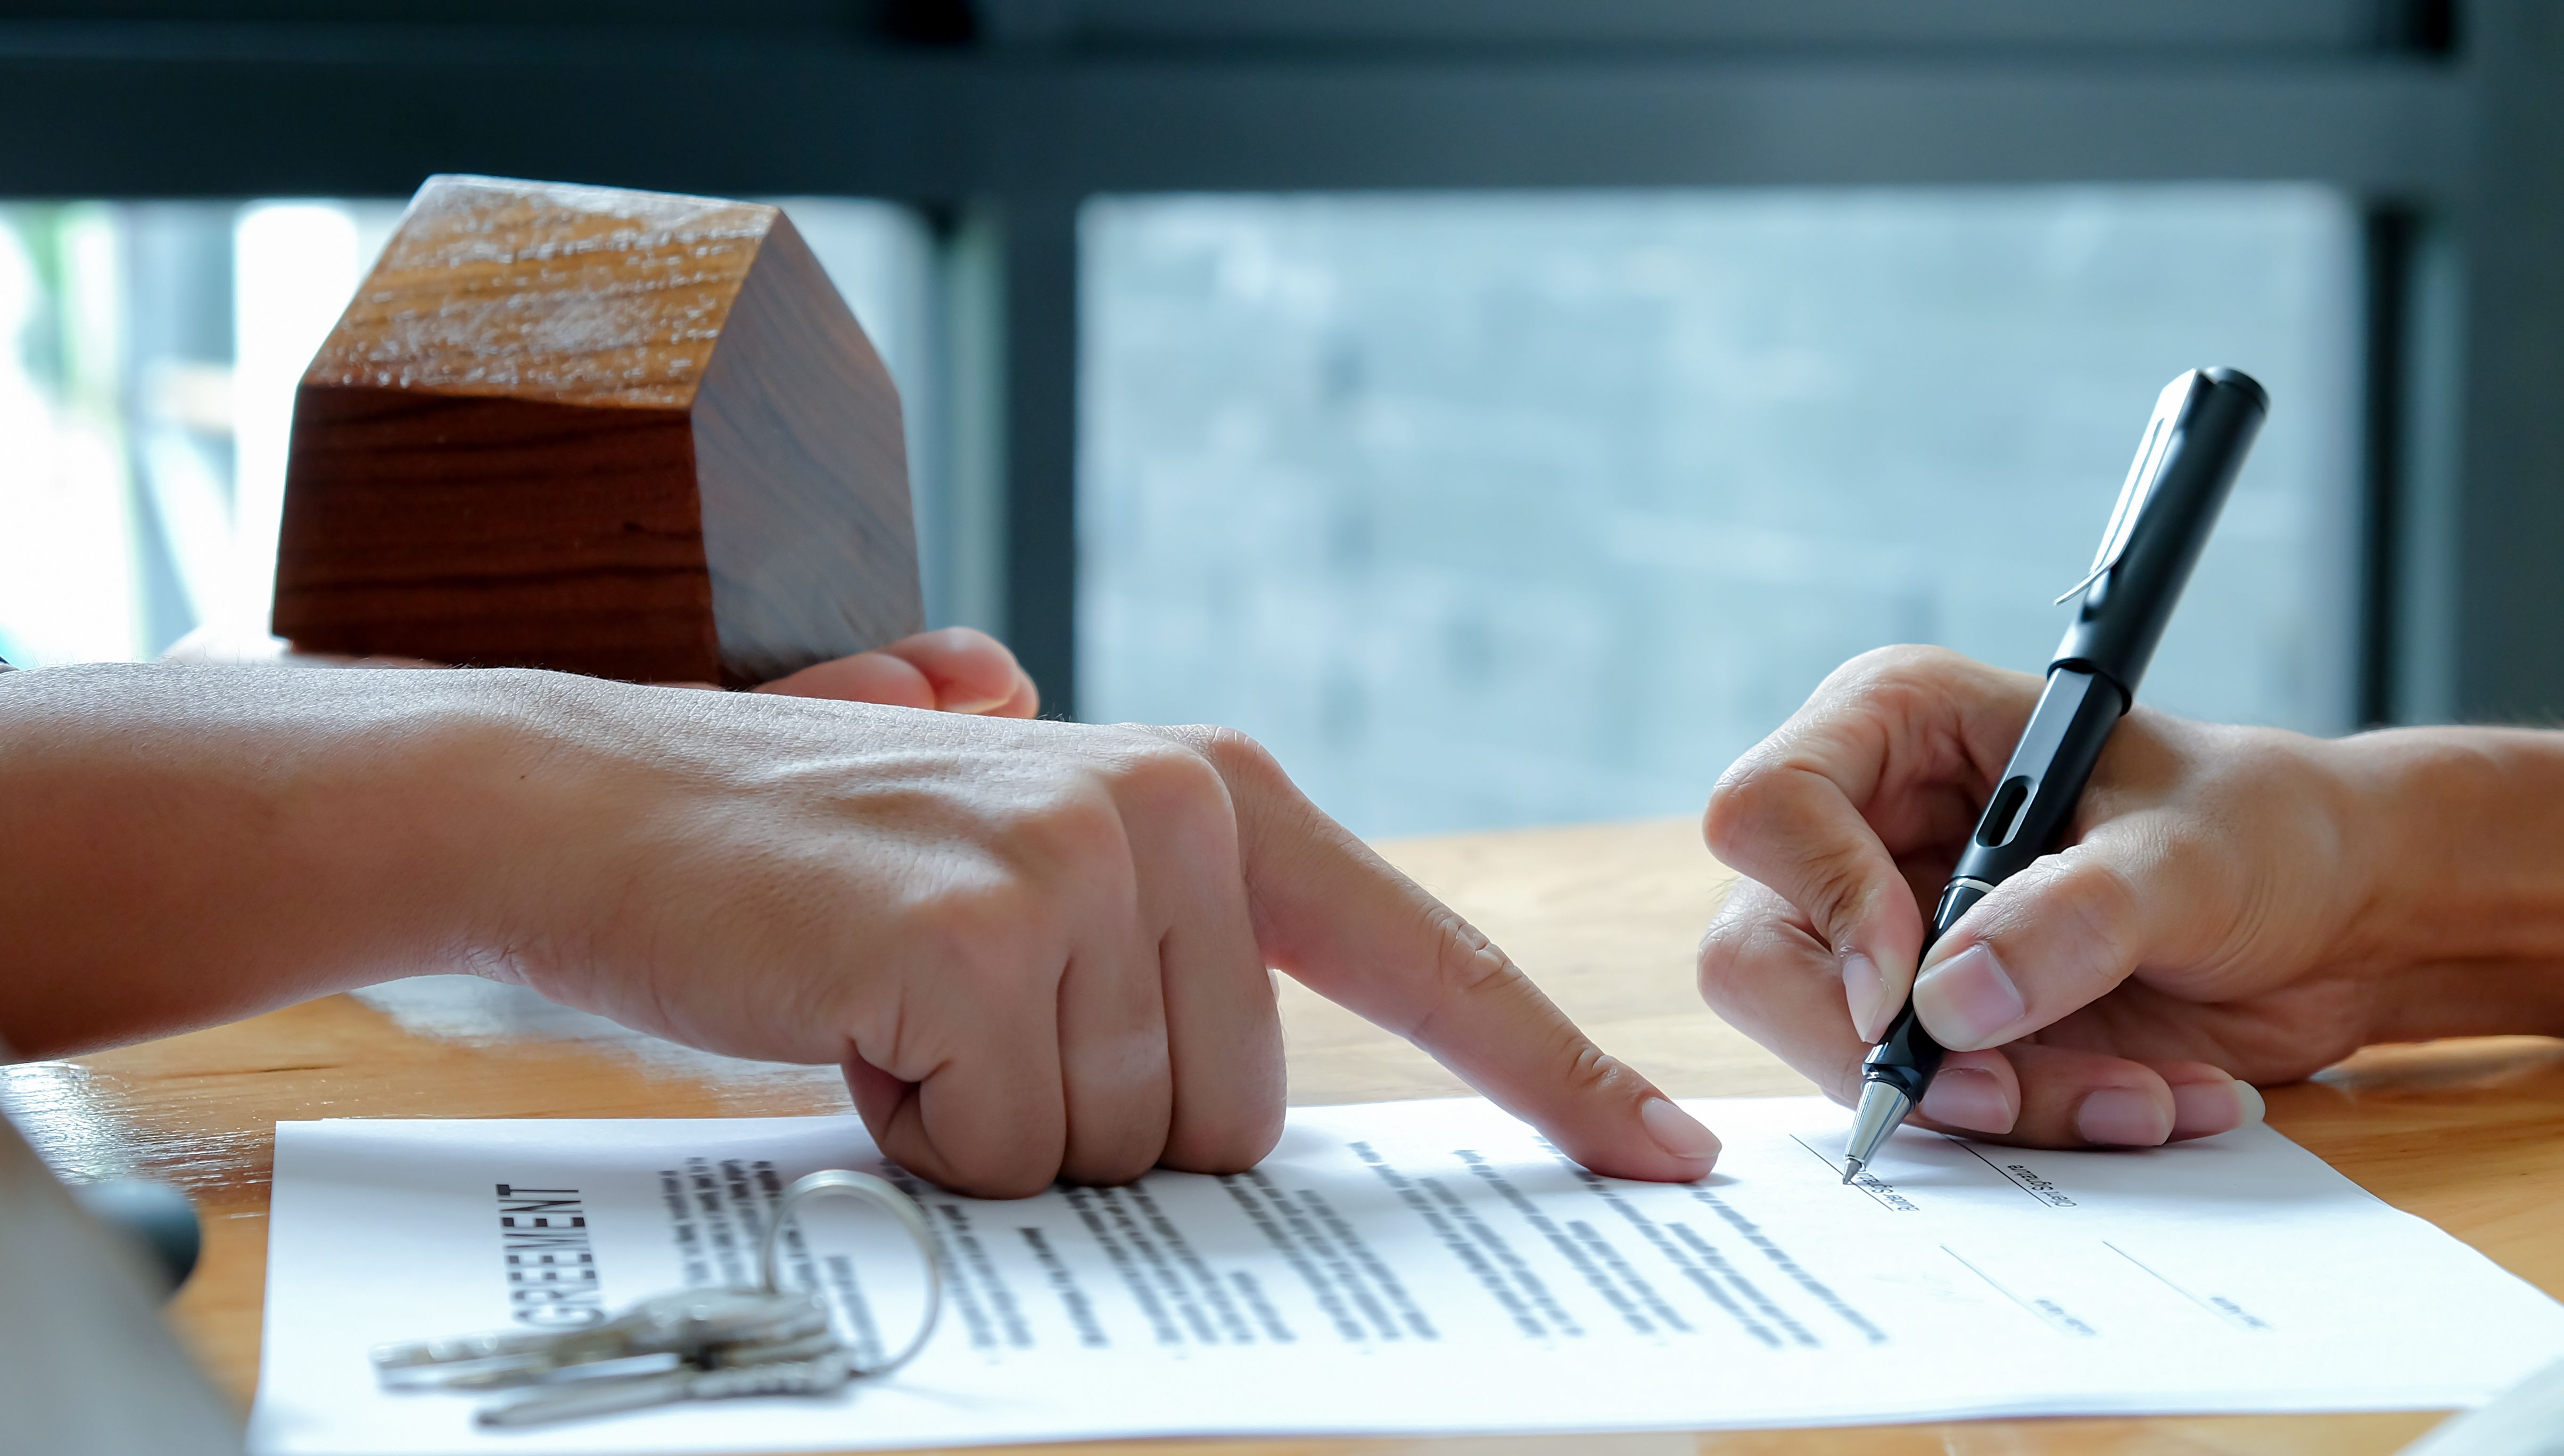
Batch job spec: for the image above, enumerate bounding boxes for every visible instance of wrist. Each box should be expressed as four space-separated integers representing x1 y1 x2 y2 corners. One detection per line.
440 670 790 1015
2323 725 2564 1039
358 668 703 998
0 665 543 1053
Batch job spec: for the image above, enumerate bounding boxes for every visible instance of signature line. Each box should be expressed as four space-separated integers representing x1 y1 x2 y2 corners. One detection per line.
1952 1140 2062 1207
1787 1132 1903 1211
1942 1246 2088 1337
2104 1240 2268 1331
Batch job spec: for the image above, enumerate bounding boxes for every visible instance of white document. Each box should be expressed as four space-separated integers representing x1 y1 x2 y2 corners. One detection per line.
250 1097 2564 1453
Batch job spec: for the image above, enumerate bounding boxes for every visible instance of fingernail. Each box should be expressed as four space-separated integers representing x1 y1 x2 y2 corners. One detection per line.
2075 1087 2173 1146
2166 1077 2235 1138
1918 1068 2016 1134
1910 944 2026 1049
1640 1097 1721 1165
2170 1077 2265 1139
1841 952 1890 1041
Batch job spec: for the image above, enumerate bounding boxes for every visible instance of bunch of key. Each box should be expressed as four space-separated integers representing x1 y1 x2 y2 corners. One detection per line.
373 1283 856 1426
370 1169 942 1427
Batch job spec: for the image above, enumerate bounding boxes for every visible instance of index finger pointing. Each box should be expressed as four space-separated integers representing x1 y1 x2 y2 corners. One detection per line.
1159 726 1720 1182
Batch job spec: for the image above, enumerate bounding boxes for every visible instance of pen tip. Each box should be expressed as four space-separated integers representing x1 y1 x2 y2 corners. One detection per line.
1840 1159 1861 1186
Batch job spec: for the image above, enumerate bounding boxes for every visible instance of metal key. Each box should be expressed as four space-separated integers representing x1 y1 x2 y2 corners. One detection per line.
476 1346 854 1427
373 1285 831 1391
373 1168 943 1428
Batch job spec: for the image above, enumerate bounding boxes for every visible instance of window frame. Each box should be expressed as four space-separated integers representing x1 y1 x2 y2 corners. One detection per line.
0 0 2538 723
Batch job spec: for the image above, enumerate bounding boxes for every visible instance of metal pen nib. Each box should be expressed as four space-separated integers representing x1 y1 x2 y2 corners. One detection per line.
1840 1081 1914 1185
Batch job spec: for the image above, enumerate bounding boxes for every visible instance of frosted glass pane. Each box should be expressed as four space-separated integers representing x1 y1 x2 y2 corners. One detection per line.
1080 187 2363 838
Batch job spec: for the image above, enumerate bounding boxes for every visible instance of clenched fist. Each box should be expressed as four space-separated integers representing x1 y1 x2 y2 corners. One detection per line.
0 659 1720 1196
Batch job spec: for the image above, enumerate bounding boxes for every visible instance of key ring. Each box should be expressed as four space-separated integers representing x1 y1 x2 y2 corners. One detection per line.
760 1170 943 1377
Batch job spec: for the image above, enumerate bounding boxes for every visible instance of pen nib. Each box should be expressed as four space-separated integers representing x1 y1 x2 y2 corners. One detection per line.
1840 1157 1863 1186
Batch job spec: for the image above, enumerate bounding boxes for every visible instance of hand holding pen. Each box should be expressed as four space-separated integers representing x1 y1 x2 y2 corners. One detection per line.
1827 370 2268 1177
1702 371 2339 1157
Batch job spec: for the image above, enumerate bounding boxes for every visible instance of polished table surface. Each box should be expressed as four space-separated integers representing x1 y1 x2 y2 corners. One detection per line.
13 815 2564 1455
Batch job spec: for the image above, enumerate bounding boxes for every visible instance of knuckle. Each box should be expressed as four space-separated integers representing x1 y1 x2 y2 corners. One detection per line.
1184 725 1289 798
1163 1110 1283 1177
882 1118 1060 1202
1554 1038 1638 1105
1700 767 1776 863
1816 644 2037 746
1763 833 1875 943
1098 725 1289 854
1691 894 1821 1030
1837 642 1958 689
1432 909 1514 997
1413 905 1523 1039
1003 781 1136 891
907 874 1049 990
1704 764 1828 876
1702 818 1881 963
922 624 979 655
1106 737 1238 833
2013 851 2147 981
2060 853 2146 934
1694 907 1756 1010
1171 1117 1284 1177
1813 643 1968 714
1166 1027 1287 1175
1217 1089 1289 1171
1818 1059 1869 1108
1839 648 1974 733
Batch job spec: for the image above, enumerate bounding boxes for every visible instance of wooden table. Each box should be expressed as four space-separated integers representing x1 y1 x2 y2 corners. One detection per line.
12 815 2564 1455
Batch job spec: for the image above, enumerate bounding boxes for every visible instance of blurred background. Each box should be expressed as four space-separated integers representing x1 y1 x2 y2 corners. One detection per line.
1 1 2551 839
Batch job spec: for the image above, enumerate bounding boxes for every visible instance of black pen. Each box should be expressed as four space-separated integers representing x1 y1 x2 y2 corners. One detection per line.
1839 367 2269 1184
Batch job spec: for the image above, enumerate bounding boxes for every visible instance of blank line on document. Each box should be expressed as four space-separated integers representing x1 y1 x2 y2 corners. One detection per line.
1942 1246 2095 1338
2104 1240 2271 1332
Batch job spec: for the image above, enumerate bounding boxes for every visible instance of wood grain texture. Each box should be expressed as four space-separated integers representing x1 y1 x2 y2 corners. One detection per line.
273 175 922 685
12 815 2551 1455
695 212 922 684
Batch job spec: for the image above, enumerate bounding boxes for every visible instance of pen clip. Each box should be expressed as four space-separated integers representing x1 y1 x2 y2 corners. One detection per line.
2055 371 2199 606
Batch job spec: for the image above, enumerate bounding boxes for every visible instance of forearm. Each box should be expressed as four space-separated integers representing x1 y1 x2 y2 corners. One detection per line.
0 663 541 1057
2327 725 2564 1040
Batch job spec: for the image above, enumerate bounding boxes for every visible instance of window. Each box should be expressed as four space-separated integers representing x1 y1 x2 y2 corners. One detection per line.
1082 187 2362 837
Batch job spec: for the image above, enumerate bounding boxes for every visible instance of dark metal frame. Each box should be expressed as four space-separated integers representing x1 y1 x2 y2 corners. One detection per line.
3 0 2547 723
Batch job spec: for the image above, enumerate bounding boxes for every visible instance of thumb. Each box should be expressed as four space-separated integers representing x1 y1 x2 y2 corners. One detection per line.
753 629 1037 716
1910 828 2182 1051
1162 726 1720 1182
872 627 1038 716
